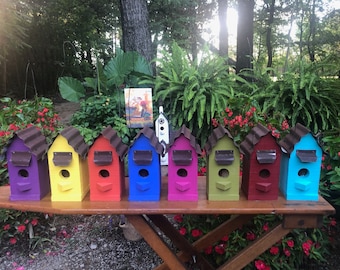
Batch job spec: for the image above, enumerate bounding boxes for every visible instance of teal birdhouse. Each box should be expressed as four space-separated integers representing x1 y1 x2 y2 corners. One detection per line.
279 123 322 201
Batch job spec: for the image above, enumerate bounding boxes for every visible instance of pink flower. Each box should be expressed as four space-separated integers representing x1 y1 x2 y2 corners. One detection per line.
3 224 10 230
17 224 26 233
270 246 279 255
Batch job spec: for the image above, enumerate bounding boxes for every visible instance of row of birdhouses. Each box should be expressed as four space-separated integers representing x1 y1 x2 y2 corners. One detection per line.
6 122 323 202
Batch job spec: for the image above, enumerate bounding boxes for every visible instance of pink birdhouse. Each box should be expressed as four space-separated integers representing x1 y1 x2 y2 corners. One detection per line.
167 125 202 201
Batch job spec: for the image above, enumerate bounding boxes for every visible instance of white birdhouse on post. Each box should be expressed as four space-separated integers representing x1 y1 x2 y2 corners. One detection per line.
155 106 169 165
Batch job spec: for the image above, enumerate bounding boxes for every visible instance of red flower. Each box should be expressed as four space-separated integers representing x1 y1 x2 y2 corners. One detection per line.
262 223 269 232
17 224 26 233
3 224 10 230
270 246 279 255
330 218 337 227
31 218 38 226
255 260 270 270
221 234 229 242
191 229 203 238
286 239 294 248
246 231 256 241
204 245 213 255
302 240 313 256
179 227 186 236
214 244 225 255
173 215 183 223
9 237 17 245
8 123 19 131
283 248 291 257
43 107 49 113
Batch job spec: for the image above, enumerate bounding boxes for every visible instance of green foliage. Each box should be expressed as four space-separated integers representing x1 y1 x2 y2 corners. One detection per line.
173 213 335 269
251 60 340 133
58 49 152 103
319 128 340 205
0 97 63 185
0 97 63 250
70 94 135 145
147 42 249 145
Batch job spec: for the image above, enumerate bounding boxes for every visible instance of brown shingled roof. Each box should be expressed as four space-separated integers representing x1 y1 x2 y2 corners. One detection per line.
60 126 89 159
15 126 48 160
204 125 237 156
101 126 128 161
279 123 310 155
170 125 202 155
239 123 271 156
131 127 164 155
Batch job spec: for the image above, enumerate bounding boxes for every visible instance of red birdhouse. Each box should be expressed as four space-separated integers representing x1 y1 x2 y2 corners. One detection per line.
88 126 128 201
240 124 281 200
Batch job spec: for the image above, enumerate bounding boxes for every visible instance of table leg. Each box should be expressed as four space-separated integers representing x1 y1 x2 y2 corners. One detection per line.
153 214 254 270
127 215 186 270
217 223 291 270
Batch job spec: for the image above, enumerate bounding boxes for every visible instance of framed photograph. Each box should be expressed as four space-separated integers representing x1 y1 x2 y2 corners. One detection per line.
124 88 153 128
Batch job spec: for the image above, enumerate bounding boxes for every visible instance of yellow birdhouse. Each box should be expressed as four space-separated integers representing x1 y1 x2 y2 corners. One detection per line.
48 127 89 201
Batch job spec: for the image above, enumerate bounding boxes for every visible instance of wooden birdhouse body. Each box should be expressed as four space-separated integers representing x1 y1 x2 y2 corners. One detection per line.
48 127 89 201
204 126 240 201
168 125 201 201
240 124 281 200
128 128 163 201
7 127 50 201
88 127 127 201
279 124 322 201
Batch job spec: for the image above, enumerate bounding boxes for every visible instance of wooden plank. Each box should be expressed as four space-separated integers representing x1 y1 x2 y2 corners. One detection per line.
154 215 254 270
218 223 291 270
283 214 324 228
126 215 186 270
0 178 335 216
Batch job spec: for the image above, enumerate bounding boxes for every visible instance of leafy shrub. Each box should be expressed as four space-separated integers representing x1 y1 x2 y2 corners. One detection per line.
145 42 250 145
251 60 340 133
0 97 63 249
173 214 336 269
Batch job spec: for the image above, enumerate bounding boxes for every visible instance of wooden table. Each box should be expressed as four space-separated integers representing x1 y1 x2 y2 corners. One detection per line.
0 177 335 270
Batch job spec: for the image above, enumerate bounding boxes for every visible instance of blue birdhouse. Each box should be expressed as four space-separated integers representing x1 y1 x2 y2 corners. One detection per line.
279 123 322 201
128 127 164 201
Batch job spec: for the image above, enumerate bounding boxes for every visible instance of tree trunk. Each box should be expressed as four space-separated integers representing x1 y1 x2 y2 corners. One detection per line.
236 0 254 75
218 0 228 58
308 0 316 62
266 0 275 69
119 0 154 72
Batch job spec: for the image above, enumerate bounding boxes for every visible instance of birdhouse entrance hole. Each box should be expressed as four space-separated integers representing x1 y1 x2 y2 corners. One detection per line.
60 170 70 178
177 168 188 177
18 169 29 178
139 169 149 177
99 169 110 178
298 168 309 177
218 169 229 178
259 169 270 178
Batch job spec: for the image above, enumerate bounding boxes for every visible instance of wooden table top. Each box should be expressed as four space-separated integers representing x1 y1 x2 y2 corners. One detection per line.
0 177 335 216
